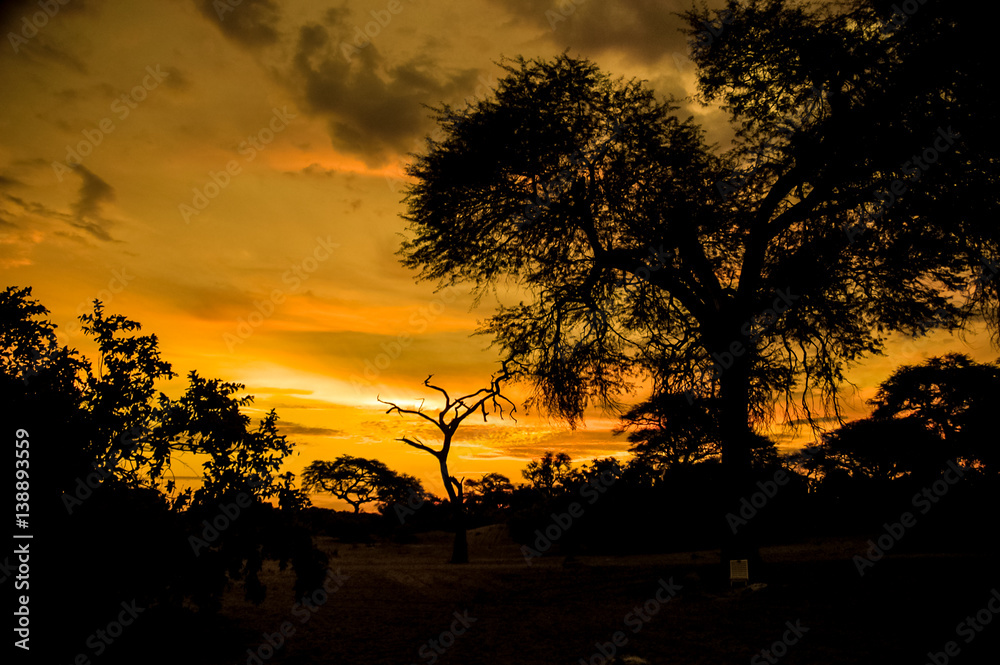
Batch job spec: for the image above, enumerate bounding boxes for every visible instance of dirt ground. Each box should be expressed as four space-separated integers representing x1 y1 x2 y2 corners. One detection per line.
197 526 1000 665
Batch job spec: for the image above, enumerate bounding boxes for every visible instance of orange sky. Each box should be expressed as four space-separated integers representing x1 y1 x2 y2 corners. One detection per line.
2 0 997 510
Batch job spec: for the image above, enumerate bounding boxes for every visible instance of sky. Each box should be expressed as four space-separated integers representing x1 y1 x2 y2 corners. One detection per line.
2 0 996 509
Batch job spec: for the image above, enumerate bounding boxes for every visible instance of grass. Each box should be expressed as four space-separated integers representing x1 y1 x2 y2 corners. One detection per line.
162 526 1000 665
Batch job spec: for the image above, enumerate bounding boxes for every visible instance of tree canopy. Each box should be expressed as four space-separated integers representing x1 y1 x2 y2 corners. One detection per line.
796 353 1000 483
302 455 420 513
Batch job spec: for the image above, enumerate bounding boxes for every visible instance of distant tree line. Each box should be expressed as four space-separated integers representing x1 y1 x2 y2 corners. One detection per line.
305 352 999 563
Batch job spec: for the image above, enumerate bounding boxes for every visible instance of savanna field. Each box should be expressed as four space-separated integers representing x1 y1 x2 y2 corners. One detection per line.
192 529 1000 665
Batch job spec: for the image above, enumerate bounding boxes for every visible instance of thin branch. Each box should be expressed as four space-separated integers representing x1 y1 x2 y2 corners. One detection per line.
398 436 440 457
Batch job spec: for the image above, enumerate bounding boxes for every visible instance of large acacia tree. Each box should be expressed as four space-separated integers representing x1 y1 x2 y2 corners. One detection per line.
398 1 998 555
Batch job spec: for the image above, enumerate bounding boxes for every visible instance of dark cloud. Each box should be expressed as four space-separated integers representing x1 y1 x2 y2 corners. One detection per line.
148 278 259 321
70 165 114 241
3 192 63 218
1 0 92 71
490 0 708 66
291 21 480 166
193 0 281 47
161 66 192 92
288 163 340 178
0 0 91 31
278 422 345 437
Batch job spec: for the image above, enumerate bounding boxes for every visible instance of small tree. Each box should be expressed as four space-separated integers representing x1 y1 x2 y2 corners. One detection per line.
464 472 515 516
379 362 516 563
302 455 400 513
617 395 723 471
521 451 576 498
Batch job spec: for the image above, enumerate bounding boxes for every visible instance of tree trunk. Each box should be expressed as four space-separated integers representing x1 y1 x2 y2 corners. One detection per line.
438 453 468 564
717 349 762 578
450 509 469 564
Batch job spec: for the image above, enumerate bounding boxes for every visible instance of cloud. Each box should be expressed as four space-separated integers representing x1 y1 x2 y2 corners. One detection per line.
1 0 92 72
161 66 192 92
193 0 281 47
290 21 480 166
490 0 698 66
70 166 115 241
278 422 345 437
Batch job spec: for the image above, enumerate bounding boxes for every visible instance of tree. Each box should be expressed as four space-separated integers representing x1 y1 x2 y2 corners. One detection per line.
868 353 1000 473
617 394 723 470
464 472 515 515
377 470 428 505
521 451 576 497
379 363 516 563
302 455 403 513
796 354 1000 486
618 393 779 472
398 3 999 558
798 416 941 483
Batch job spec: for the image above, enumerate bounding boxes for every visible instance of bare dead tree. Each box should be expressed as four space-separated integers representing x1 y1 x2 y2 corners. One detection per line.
378 361 517 563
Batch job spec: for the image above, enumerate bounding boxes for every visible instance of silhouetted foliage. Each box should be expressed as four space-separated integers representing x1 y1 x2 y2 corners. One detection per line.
302 455 420 513
618 394 723 469
521 451 575 498
798 354 1000 485
869 353 1000 473
800 416 941 483
1 286 326 660
464 472 515 519
376 469 431 511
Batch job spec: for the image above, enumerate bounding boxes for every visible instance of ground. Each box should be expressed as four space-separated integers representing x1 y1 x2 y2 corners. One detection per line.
189 526 1000 665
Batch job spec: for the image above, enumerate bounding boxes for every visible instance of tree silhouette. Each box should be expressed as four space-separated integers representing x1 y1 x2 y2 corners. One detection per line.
464 472 515 516
521 451 575 498
799 416 941 483
617 394 723 470
796 354 1000 486
398 3 999 558
868 353 1000 474
302 455 408 513
375 470 432 516
379 362 516 563
617 393 780 472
